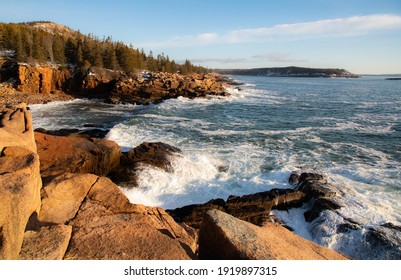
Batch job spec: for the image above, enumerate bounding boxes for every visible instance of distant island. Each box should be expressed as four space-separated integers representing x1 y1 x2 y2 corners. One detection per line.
214 66 360 78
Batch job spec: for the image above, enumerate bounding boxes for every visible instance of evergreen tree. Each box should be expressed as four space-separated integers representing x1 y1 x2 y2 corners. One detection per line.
115 42 135 73
103 43 118 70
52 35 66 64
0 22 210 74
32 32 46 62
14 30 27 62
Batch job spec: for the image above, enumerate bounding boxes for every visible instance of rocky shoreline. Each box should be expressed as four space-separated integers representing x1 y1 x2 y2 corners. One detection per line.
0 63 233 106
1 103 349 260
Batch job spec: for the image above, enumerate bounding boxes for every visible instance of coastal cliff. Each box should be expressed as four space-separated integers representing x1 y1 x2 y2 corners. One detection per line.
0 62 230 106
0 103 348 260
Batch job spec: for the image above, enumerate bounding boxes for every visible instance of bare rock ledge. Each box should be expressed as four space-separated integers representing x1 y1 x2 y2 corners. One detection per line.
199 209 348 260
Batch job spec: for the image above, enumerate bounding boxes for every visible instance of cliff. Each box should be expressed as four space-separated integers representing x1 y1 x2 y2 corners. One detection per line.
0 103 347 260
0 62 230 106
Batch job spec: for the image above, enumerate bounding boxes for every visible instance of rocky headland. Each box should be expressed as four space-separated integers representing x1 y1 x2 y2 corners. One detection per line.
1 103 350 260
0 61 231 106
215 66 360 78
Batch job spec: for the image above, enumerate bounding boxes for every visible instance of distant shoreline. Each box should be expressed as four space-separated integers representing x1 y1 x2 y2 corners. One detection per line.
214 66 360 78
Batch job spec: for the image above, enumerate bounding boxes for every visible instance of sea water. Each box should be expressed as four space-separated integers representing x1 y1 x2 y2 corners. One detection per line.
30 75 401 259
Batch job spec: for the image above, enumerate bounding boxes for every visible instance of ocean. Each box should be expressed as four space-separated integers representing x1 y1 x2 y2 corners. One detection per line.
29 75 401 259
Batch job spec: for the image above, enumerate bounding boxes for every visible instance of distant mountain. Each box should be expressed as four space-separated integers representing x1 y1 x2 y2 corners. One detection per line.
214 66 360 78
23 21 76 36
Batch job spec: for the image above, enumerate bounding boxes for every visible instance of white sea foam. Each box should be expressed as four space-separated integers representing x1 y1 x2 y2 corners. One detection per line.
29 75 401 259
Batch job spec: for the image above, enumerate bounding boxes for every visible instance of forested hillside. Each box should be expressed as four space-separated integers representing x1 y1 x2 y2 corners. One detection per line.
0 21 208 74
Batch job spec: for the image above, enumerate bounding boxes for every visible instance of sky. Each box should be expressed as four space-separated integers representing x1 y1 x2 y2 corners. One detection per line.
1 0 401 74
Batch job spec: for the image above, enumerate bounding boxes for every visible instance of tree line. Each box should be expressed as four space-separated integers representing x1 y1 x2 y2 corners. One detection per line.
0 22 209 75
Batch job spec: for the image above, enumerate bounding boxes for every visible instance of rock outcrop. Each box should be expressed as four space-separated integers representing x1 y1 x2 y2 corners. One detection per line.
66 176 196 259
168 188 306 228
107 72 229 105
289 172 401 260
19 224 72 260
198 209 348 260
1 63 230 106
110 142 182 187
169 172 344 229
35 132 121 177
1 103 197 260
0 104 42 259
37 174 196 260
0 103 37 152
17 64 71 94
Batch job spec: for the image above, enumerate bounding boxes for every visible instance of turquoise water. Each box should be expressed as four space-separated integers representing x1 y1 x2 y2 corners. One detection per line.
30 75 401 258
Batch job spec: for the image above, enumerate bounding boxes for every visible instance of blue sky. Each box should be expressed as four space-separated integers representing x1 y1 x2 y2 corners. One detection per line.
1 0 401 74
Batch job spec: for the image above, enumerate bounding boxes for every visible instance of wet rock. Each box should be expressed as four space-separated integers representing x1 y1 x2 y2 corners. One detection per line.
110 142 182 188
364 226 401 259
336 219 361 234
167 199 226 228
225 188 305 226
168 188 306 228
34 127 110 139
293 172 336 199
336 223 360 233
288 172 341 223
126 142 182 171
381 222 401 232
217 165 229 172
288 172 300 186
304 198 342 222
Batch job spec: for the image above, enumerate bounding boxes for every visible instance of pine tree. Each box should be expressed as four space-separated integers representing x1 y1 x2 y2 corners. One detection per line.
52 35 66 64
32 32 46 62
103 43 118 70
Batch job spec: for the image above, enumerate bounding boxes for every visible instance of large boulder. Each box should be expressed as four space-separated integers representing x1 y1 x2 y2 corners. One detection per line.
0 104 42 259
63 176 196 259
110 142 181 187
124 142 182 172
198 209 348 260
35 132 121 177
0 103 37 152
289 172 342 222
39 173 99 224
34 172 196 260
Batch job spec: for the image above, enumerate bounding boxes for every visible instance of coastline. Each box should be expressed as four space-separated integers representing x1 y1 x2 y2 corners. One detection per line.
0 102 348 260
0 91 76 106
2 69 401 260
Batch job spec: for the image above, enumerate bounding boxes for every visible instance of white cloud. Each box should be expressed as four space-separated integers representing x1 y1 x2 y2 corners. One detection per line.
140 14 401 48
